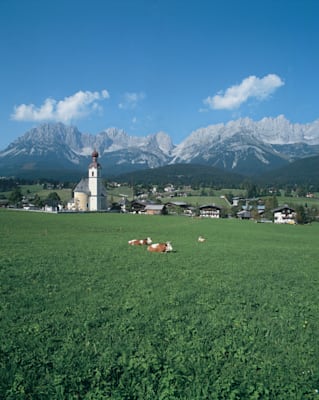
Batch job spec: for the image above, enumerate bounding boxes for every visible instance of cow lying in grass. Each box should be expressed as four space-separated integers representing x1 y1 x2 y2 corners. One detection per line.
198 236 206 242
147 242 173 253
128 237 152 246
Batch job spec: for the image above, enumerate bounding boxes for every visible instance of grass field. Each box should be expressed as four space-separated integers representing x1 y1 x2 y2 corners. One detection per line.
1 210 319 399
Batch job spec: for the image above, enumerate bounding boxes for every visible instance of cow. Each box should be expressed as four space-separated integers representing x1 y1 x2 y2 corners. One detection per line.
147 241 173 253
128 237 152 246
198 236 206 242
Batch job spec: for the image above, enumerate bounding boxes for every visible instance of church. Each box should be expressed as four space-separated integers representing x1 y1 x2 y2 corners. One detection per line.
67 150 107 211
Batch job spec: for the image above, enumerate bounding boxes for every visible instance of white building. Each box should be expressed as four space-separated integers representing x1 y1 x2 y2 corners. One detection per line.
272 205 296 224
199 204 222 218
68 150 107 211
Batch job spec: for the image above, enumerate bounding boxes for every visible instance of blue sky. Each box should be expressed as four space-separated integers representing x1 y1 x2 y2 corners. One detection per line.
0 0 318 150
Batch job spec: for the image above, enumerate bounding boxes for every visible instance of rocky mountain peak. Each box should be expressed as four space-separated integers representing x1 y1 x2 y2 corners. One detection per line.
1 116 319 178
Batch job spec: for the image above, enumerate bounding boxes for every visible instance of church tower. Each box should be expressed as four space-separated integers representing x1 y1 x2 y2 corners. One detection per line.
88 150 106 211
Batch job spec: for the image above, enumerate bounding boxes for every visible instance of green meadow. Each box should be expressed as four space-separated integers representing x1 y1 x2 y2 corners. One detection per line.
1 210 319 399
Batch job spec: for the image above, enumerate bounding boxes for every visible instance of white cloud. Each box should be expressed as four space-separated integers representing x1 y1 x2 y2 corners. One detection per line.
118 92 145 110
203 74 284 110
11 90 110 122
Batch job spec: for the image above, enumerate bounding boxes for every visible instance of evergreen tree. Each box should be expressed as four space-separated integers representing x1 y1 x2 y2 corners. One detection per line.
44 192 61 207
242 180 259 198
264 196 278 220
9 187 23 206
33 194 44 208
296 205 308 224
251 208 261 221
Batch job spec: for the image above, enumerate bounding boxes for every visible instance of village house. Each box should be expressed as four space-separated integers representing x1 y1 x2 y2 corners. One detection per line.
164 184 175 193
232 196 245 207
165 201 192 215
0 199 9 208
144 204 167 215
199 204 222 218
272 205 296 224
237 210 252 219
129 200 148 214
257 204 265 216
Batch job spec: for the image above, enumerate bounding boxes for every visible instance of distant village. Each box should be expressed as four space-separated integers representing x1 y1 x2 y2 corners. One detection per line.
1 150 318 225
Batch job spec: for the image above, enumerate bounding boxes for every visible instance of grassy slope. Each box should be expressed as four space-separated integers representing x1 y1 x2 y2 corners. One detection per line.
1 210 319 399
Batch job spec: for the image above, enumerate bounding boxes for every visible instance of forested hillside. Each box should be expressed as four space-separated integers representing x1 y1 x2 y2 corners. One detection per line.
113 164 244 188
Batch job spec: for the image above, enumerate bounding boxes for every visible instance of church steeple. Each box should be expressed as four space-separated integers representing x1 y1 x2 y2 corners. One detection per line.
88 149 103 210
72 149 107 212
89 149 100 169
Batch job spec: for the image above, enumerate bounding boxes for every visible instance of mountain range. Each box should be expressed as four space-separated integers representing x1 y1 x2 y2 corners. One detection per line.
0 115 319 182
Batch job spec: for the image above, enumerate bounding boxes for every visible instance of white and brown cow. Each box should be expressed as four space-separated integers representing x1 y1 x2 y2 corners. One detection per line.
198 236 206 242
147 241 173 253
128 237 152 246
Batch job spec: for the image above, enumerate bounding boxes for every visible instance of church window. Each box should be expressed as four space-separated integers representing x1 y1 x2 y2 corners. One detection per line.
92 171 94 177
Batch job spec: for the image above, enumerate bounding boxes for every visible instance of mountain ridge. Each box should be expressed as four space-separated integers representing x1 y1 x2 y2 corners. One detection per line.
1 116 319 179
